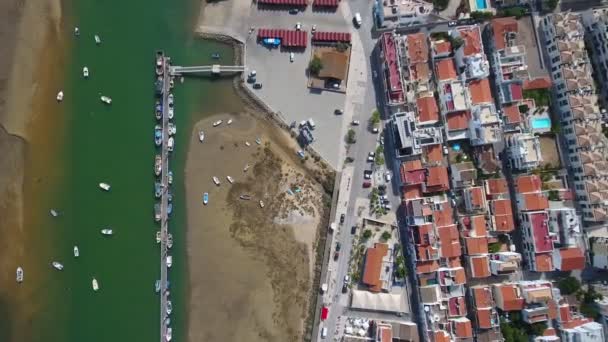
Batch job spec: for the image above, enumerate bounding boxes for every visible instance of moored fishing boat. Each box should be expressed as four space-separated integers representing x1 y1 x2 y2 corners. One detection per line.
203 192 209 205
168 93 174 106
73 246 80 257
239 194 251 200
168 171 173 185
155 280 161 293
259 200 265 208
16 267 23 283
50 209 58 217
83 67 89 78
52 262 64 270
198 130 205 142
155 79 163 97
100 96 112 104
212 120 222 127
99 183 111 191
101 228 113 235
227 119 233 125
168 106 174 119
167 137 174 152
94 34 101 44
226 176 234 184
168 122 176 136
155 182 162 198
56 91 64 102
155 125 163 147
166 255 172 268
155 102 162 120
155 155 162 176
256 137 262 145
211 52 220 59
156 231 161 244
167 203 173 216
166 327 173 341
212 176 220 186
167 234 173 249
74 27 80 36
92 278 99 291
166 300 173 315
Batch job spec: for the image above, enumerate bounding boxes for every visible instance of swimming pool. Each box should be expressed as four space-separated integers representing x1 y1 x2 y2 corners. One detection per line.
476 0 487 9
531 117 552 130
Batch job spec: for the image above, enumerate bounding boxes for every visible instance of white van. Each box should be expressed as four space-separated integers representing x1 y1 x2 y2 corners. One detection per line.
308 118 316 129
321 327 328 339
354 13 362 27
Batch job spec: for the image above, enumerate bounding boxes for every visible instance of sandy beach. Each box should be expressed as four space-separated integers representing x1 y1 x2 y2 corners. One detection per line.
185 111 332 341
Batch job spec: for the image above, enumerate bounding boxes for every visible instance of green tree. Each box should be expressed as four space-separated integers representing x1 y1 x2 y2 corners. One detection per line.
375 154 385 166
499 6 527 19
488 242 501 253
548 190 560 201
470 11 494 22
527 323 547 337
346 129 356 144
362 229 372 240
309 55 323 75
336 42 349 52
433 0 449 11
370 109 381 126
381 231 392 241
544 0 558 11
450 36 464 50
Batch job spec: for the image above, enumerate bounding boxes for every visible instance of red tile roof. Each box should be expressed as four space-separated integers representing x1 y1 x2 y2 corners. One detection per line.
403 159 423 171
498 284 525 311
379 326 392 342
446 111 470 131
438 225 461 258
494 214 515 232
472 286 493 308
382 33 404 103
423 144 443 164
491 17 518 50
516 174 542 193
523 77 552 90
503 104 522 124
469 78 493 104
535 253 554 272
403 185 423 200
435 58 457 81
426 166 450 192
407 33 429 64
433 40 452 56
466 237 489 255
257 28 308 47
523 193 549 211
477 308 493 329
510 83 523 101
458 26 482 56
434 330 451 342
311 31 351 42
433 205 454 227
466 186 486 210
416 260 440 274
531 212 553 252
558 247 586 271
470 255 491 278
362 244 388 292
448 296 468 317
485 178 508 197
470 215 488 237
417 96 439 123
453 318 473 338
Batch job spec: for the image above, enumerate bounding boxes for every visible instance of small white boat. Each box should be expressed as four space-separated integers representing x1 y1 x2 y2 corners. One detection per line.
52 262 64 270
74 27 80 36
83 67 89 78
203 192 209 205
227 119 233 125
73 246 80 257
99 183 111 191
166 327 173 341
198 130 205 142
94 34 101 44
92 278 99 291
243 164 250 172
16 267 23 283
168 171 173 185
245 141 251 147
259 200 265 208
166 255 173 268
212 177 220 186
156 231 161 243
56 91 64 102
168 107 174 119
167 300 173 315
50 209 59 217
255 138 262 145
212 120 222 127
101 229 113 235
167 137 174 152
226 176 234 184
100 96 112 104
168 123 176 136
167 234 173 249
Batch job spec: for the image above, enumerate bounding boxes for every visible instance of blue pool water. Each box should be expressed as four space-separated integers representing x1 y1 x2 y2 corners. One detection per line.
476 0 487 9
532 118 552 130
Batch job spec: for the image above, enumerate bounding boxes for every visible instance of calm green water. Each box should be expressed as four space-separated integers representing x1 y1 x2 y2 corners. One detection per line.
20 1 240 341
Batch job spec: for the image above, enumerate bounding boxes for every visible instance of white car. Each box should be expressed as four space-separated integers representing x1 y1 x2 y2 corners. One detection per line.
352 120 360 126
344 275 350 283
385 172 392 182
372 127 379 134
289 52 294 62
295 22 302 31
312 25 317 33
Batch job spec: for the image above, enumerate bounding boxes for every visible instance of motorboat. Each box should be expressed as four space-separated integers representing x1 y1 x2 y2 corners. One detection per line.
156 50 164 67
212 120 222 127
16 267 23 283
168 171 173 185
99 183 111 191
259 200 265 208
83 67 89 78
166 300 173 315
245 141 251 147
211 52 220 59
203 192 209 205
167 137 174 152
94 34 101 44
73 246 79 257
155 280 161 293
101 228 113 235
256 138 262 145
168 122 176 136
166 327 173 341
226 176 234 184
167 234 173 249
156 62 164 76
92 278 99 291
198 130 205 142
169 79 174 89
154 203 161 221
168 106 174 119
167 203 173 216
52 262 64 270
100 96 112 104
212 177 220 186
155 182 162 198
155 125 163 147
155 103 162 121
56 91 64 102
155 155 162 176
239 194 251 200
74 27 80 36
166 255 173 268
227 119 233 125
168 93 174 106
243 164 250 172
168 191 173 202
165 317 171 326
156 231 161 244
50 209 59 217
155 79 163 97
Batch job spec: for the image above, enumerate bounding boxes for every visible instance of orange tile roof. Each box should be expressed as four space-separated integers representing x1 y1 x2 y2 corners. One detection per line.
433 40 452 55
438 225 461 258
491 199 512 216
544 328 557 337
434 330 451 342
435 58 457 81
416 260 439 274
412 63 431 81
403 159 423 171
472 286 493 308
458 26 482 56
403 184 423 201
466 237 489 255
499 285 525 311
503 104 522 124
516 174 542 193
407 33 428 64
491 17 518 50
523 77 552 90
523 193 549 211
470 256 490 278
362 243 389 292
379 326 392 342
448 257 462 268
469 78 493 104
548 300 558 320
417 245 438 261
470 215 488 236
476 308 493 329
424 144 443 164
453 319 473 338
558 247 586 271
417 96 439 123
485 178 509 196
494 214 515 232
467 186 485 210
446 111 470 131
535 253 554 272
426 166 450 192
434 206 454 227
453 267 467 284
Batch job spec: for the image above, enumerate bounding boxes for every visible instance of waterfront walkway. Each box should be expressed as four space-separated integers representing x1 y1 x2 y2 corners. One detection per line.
169 64 245 76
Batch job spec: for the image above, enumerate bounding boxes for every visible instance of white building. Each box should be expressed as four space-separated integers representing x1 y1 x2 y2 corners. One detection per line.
561 321 605 342
391 112 443 159
582 8 608 110
374 0 434 29
506 133 543 171
468 104 502 146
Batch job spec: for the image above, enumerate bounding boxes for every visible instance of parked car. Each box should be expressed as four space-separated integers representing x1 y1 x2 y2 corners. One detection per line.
448 20 458 27
353 12 362 27
352 120 360 125
385 171 392 182
372 127 379 134
342 283 348 293
289 8 299 14
312 25 317 33
336 242 341 251
334 109 343 115
262 38 281 47
289 52 294 62
340 213 345 224
344 275 350 283
253 83 263 89
351 225 357 234
362 181 371 188
295 22 302 31
334 250 340 261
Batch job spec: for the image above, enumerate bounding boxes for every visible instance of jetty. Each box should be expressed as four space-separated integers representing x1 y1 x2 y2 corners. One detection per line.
169 64 245 76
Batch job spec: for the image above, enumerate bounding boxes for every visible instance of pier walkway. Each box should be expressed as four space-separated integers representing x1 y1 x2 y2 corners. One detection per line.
169 64 245 76
159 55 171 342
